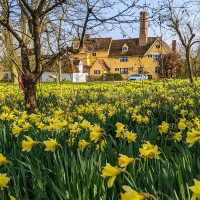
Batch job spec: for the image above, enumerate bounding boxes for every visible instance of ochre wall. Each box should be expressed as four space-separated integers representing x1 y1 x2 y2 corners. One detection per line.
75 40 169 79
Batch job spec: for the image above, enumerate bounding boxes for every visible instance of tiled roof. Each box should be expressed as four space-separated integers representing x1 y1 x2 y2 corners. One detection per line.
109 37 158 57
162 40 172 52
97 59 110 72
83 38 112 52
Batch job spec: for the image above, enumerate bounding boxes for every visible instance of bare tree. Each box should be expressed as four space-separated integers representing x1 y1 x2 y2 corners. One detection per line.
154 0 200 83
0 0 140 113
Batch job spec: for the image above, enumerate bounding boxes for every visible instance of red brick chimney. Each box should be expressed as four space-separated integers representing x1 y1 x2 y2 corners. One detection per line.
139 11 148 46
172 40 176 53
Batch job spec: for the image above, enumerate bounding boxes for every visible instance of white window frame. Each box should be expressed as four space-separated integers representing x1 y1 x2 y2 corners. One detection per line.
120 57 128 62
120 68 129 74
92 52 96 56
122 46 128 52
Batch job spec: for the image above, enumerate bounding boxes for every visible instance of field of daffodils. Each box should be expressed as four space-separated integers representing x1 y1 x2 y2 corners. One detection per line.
0 79 200 200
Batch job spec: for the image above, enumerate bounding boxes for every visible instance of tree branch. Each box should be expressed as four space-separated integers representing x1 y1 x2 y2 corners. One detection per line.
0 20 23 43
20 0 34 15
40 0 66 17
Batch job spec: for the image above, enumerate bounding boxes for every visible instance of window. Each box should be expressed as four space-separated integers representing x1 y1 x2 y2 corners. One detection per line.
92 52 96 56
129 67 133 71
115 68 119 71
120 68 129 74
155 67 159 74
139 55 143 58
148 54 160 62
122 46 128 52
138 67 143 74
153 55 160 62
73 43 79 49
156 45 160 49
94 70 100 74
120 57 128 62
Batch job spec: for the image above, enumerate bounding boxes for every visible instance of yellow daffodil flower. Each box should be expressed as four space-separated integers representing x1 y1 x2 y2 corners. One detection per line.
0 173 10 189
173 132 182 141
186 129 200 147
189 179 200 200
139 141 160 160
101 163 122 188
0 153 10 165
158 121 169 134
178 121 187 130
121 185 145 200
12 125 23 137
9 195 16 200
43 139 61 152
22 136 40 152
118 154 134 168
78 140 90 149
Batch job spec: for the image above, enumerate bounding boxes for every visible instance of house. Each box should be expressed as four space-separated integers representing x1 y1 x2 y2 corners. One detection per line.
41 56 88 82
71 11 176 79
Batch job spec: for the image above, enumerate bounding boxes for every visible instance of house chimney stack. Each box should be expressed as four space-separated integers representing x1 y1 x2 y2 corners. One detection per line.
139 11 148 46
172 40 176 53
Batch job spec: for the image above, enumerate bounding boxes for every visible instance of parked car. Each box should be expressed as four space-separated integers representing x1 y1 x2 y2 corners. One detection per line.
128 74 146 81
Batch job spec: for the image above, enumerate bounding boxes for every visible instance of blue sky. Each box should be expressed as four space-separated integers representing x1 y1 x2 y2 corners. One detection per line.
95 0 196 46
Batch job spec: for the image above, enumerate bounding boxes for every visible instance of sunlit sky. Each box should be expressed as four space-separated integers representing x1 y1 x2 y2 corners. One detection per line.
95 0 197 47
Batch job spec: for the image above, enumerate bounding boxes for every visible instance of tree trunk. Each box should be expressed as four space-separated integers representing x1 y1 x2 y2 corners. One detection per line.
23 77 37 114
186 48 194 84
21 44 38 113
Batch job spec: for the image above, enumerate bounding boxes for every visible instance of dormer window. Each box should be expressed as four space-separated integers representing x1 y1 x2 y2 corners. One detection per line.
122 46 128 52
122 43 128 53
73 43 79 49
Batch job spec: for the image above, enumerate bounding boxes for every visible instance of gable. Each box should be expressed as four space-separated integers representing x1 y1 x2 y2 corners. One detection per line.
145 39 171 55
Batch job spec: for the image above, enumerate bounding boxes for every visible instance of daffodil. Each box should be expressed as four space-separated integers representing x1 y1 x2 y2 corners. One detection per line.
43 139 61 152
12 125 23 137
96 140 107 151
121 185 155 200
139 141 160 160
22 136 40 152
9 195 16 200
78 140 90 149
101 163 122 188
178 121 187 130
121 185 145 200
124 131 137 143
173 132 182 141
158 121 169 134
118 154 134 168
0 153 10 165
189 179 200 200
0 173 10 189
186 129 200 147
